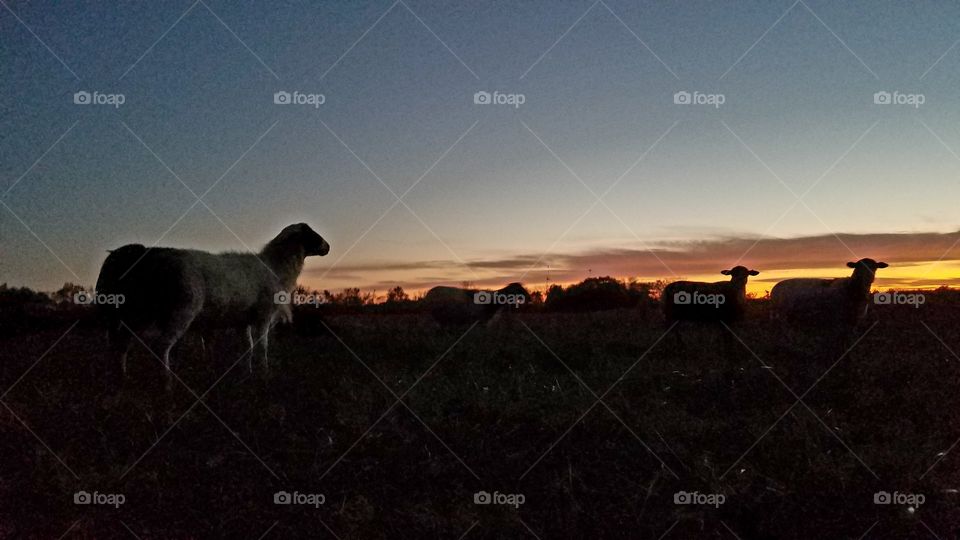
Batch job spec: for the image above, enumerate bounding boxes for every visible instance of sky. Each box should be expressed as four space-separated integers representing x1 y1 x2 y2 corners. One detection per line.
2 0 960 296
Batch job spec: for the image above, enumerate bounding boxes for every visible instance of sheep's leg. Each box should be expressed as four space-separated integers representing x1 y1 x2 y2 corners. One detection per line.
833 323 856 360
155 311 196 392
252 315 273 374
156 332 186 392
720 324 737 360
246 326 255 373
260 325 270 373
670 321 684 349
161 345 174 391
107 326 132 386
486 308 504 328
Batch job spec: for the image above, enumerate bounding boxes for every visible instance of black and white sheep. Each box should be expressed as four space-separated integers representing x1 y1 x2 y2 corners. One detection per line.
422 282 530 326
95 223 329 386
770 258 887 326
662 266 760 324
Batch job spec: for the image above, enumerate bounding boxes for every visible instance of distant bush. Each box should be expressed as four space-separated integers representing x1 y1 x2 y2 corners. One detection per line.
0 283 54 306
0 283 69 336
386 286 409 304
49 282 86 305
283 285 422 335
322 287 376 307
544 276 657 312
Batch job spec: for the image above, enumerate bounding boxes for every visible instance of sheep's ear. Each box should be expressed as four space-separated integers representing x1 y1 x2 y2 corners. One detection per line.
846 261 857 268
877 262 888 268
721 269 731 275
749 270 759 276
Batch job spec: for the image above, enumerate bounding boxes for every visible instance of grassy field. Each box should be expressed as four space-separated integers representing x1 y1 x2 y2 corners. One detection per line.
2 296 960 538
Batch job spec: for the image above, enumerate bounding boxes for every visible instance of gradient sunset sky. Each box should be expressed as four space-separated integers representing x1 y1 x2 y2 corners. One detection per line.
3 1 960 296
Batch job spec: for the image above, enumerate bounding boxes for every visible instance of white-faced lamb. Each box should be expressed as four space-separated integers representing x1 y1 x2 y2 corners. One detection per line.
95 223 329 387
770 258 887 326
662 266 760 325
422 282 530 326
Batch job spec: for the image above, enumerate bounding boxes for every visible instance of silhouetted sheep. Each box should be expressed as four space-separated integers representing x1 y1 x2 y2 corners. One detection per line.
770 258 887 326
662 266 760 324
422 282 529 326
95 223 329 386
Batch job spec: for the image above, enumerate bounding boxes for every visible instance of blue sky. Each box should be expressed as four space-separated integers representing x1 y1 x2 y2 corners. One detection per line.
3 0 960 293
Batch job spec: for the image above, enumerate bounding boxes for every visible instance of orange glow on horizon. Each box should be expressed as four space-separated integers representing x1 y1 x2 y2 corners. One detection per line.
302 260 960 300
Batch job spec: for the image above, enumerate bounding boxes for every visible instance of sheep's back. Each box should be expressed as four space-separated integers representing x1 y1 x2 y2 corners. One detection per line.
662 280 745 322
98 247 283 332
422 286 495 325
96 246 204 331
186 251 281 325
771 277 857 322
423 286 473 305
772 279 828 303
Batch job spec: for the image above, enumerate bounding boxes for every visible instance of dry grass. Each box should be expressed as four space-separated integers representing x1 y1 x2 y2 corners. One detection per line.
1 296 959 538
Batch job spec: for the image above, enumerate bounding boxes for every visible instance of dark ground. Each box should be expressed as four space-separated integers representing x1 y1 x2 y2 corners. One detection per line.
2 296 960 539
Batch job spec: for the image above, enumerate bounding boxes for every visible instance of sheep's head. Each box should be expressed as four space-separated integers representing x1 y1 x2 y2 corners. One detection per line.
847 258 887 272
847 258 887 282
721 266 760 282
277 223 330 257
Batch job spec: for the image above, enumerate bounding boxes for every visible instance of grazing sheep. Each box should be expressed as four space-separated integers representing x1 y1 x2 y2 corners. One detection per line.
422 282 530 326
95 223 330 386
770 258 888 326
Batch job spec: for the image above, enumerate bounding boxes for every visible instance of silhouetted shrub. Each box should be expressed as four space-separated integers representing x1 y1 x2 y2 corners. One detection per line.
545 276 655 312
0 284 67 336
0 283 54 306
